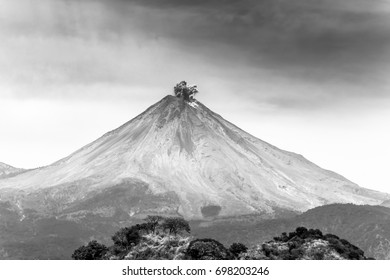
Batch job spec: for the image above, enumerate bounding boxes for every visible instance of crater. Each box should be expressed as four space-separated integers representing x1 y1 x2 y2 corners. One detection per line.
200 205 222 218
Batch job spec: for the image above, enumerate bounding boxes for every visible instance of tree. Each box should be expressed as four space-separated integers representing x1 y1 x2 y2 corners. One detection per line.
173 81 198 102
133 223 154 235
307 228 323 239
186 238 233 260
143 215 163 233
72 240 108 260
161 217 191 235
111 226 141 249
229 243 248 258
295 227 308 238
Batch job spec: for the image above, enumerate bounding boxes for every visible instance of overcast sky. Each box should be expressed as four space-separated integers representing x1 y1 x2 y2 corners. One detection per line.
1 0 390 192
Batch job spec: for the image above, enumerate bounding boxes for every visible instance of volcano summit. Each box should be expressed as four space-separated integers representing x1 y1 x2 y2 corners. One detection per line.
0 95 388 222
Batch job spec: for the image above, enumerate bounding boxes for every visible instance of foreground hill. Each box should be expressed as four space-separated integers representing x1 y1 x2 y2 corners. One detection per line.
71 217 367 260
193 204 390 259
118 230 366 260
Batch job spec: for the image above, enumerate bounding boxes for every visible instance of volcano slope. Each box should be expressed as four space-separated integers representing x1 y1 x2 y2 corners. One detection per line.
0 162 25 179
0 95 388 259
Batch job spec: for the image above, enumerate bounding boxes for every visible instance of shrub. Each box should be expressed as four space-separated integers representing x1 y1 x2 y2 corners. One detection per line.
161 217 191 236
111 226 141 249
308 229 323 239
313 251 325 260
324 233 339 240
72 240 108 260
290 248 304 259
143 215 163 234
125 234 191 260
348 250 361 260
186 238 232 260
229 243 248 258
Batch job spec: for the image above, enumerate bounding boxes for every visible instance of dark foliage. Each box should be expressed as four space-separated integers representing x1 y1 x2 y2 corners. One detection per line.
161 217 191 235
111 226 141 249
72 240 108 260
133 223 153 235
107 223 154 258
72 217 192 259
70 215 369 260
229 243 248 258
263 227 367 260
143 215 163 234
326 236 366 260
191 204 390 259
186 238 233 260
274 227 323 242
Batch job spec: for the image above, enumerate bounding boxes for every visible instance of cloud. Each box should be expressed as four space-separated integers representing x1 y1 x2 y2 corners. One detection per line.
1 0 389 109
96 0 390 104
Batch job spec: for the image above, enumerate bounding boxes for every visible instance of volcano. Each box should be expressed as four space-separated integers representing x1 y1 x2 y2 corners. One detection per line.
0 95 388 221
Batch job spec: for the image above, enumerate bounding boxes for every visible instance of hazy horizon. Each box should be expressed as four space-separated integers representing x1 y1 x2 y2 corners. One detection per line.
1 0 390 193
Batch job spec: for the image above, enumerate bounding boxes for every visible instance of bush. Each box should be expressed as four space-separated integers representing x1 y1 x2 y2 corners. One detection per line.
324 233 339 240
290 248 304 259
186 238 232 260
313 251 325 260
72 240 108 260
308 229 323 239
229 243 248 258
161 217 191 236
322 235 365 259
295 227 308 238
124 234 191 260
111 226 141 249
143 215 163 234
347 250 361 260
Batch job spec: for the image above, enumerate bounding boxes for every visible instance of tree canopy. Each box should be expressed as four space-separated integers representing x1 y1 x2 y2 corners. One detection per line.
143 215 164 234
71 240 108 260
186 238 233 260
161 217 191 235
111 226 141 249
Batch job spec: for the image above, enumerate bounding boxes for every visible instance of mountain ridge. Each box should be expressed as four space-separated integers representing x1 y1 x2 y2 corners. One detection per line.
0 162 25 179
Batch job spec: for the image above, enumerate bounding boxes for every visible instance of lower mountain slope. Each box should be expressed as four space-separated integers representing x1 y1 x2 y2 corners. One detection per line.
0 162 25 179
380 200 390 208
